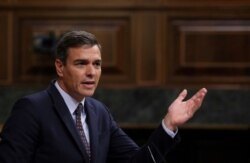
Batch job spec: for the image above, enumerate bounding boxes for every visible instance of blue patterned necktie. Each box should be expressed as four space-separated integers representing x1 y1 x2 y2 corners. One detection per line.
75 103 91 160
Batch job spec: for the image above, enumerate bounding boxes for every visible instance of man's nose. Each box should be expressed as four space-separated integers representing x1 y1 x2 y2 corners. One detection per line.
86 65 96 75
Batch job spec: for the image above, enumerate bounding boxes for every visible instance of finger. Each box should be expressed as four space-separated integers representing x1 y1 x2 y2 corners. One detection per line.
188 88 207 112
200 88 208 96
177 89 188 101
197 88 207 102
190 88 207 101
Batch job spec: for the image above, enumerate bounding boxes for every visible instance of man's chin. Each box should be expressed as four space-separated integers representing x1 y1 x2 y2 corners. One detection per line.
82 91 95 97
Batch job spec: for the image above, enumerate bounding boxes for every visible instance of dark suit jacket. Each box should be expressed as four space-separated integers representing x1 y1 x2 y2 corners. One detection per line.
0 81 180 163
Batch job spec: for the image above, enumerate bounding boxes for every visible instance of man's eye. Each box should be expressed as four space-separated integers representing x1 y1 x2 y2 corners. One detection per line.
95 62 101 66
75 61 87 66
94 62 101 67
75 63 84 66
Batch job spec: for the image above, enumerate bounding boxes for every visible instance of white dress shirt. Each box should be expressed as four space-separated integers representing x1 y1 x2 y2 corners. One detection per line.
55 81 90 143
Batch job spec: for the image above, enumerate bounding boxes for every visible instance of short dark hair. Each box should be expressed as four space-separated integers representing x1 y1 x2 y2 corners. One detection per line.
55 30 101 64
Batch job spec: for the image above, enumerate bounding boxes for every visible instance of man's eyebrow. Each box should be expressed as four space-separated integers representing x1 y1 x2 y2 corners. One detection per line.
95 59 102 62
74 59 88 62
73 59 102 63
72 59 88 65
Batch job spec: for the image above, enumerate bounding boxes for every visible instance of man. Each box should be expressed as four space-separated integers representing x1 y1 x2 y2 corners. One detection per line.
0 30 207 163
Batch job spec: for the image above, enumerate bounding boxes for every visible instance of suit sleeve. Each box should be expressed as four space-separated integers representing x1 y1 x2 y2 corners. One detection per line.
106 111 181 163
130 125 181 163
0 98 40 163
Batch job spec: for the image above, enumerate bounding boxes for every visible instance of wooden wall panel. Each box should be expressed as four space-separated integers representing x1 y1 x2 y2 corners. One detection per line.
0 12 11 85
13 11 134 86
9 0 136 8
1 0 250 88
164 12 250 88
135 12 163 86
0 0 8 4
15 0 133 3
163 0 250 7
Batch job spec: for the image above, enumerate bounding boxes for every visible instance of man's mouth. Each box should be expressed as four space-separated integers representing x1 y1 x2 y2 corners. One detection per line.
82 81 95 88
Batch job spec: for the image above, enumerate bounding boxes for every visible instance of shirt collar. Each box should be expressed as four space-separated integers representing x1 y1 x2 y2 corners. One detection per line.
54 81 85 115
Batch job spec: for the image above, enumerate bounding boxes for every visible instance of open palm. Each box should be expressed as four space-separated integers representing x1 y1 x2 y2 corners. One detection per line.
164 88 207 131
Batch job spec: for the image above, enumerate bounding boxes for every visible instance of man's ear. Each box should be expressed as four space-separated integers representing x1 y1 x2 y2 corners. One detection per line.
55 59 64 77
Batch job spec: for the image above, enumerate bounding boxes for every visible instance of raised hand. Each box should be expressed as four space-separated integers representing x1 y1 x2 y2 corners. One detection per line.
163 88 207 131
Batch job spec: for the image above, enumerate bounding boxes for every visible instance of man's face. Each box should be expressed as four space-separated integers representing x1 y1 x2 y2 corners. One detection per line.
55 45 102 101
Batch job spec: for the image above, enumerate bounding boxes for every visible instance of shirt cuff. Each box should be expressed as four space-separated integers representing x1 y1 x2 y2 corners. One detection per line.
161 119 178 138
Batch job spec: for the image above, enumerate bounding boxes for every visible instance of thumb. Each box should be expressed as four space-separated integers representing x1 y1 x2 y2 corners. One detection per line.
177 89 187 101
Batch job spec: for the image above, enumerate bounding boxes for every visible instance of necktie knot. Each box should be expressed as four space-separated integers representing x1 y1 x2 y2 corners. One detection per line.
75 103 83 116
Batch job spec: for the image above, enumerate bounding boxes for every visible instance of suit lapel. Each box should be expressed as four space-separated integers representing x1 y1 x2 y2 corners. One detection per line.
47 81 90 163
85 99 99 163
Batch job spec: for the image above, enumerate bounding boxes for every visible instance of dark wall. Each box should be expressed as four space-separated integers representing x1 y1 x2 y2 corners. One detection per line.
1 87 250 125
